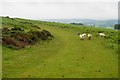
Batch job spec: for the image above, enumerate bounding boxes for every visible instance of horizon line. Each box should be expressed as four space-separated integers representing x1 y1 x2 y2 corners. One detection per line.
1 15 118 20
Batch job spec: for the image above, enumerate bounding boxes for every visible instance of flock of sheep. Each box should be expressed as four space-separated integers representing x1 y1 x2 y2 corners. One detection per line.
78 33 105 40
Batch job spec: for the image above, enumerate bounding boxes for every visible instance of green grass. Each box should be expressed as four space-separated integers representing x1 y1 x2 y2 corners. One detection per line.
1 17 118 78
0 45 2 79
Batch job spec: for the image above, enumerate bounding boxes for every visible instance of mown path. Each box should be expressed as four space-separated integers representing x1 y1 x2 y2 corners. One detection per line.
3 26 118 78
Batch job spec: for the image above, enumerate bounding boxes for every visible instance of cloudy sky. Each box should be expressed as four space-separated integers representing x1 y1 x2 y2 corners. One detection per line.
0 0 118 20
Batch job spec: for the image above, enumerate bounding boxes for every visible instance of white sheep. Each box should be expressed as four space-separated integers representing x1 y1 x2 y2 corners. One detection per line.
88 34 92 40
99 33 105 37
82 33 86 36
78 33 85 40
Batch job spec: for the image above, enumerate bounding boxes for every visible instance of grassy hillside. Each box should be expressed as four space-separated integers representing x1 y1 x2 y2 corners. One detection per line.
1 16 119 78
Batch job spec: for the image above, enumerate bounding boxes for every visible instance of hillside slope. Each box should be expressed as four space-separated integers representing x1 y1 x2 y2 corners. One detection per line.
1 17 118 78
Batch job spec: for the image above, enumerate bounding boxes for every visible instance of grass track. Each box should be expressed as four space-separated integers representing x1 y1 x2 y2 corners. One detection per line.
3 25 118 78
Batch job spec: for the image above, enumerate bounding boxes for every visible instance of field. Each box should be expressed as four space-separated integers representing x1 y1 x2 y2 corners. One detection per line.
1 17 119 78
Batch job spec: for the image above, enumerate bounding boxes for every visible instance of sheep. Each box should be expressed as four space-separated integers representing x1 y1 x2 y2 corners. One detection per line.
78 33 85 40
88 34 92 40
80 34 84 40
82 33 86 36
99 33 105 37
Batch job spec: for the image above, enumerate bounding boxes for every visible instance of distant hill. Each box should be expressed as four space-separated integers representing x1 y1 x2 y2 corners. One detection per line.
41 19 117 29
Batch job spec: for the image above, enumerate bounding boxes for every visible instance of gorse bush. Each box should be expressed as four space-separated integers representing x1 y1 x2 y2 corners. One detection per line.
2 27 54 49
11 26 24 31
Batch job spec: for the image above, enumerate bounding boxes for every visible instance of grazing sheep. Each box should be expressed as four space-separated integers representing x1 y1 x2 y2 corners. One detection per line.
88 34 92 40
82 33 86 36
99 33 105 37
78 33 85 40
80 34 84 40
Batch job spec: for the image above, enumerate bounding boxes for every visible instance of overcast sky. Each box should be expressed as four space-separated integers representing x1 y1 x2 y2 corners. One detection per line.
1 0 118 20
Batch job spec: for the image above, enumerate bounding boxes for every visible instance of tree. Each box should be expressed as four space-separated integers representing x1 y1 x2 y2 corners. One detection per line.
70 23 84 26
114 24 120 30
6 16 9 18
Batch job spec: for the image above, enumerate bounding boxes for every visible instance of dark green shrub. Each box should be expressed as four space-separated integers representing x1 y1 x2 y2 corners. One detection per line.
98 31 104 33
2 28 10 33
6 16 9 18
11 27 24 31
31 25 41 29
2 26 54 49
114 24 120 30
